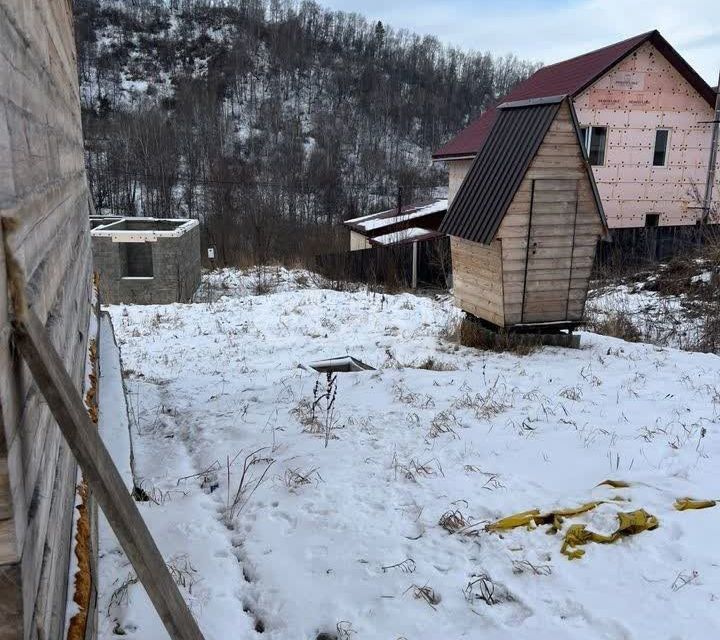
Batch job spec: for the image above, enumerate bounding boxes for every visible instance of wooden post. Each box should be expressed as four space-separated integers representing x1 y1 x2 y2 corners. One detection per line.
411 241 418 290
520 179 536 324
703 70 720 223
11 308 206 640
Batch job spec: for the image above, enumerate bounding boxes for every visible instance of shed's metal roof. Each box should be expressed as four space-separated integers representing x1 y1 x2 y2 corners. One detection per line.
439 97 562 245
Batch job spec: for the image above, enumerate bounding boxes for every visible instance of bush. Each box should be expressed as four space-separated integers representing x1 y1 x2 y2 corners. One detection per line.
586 311 642 343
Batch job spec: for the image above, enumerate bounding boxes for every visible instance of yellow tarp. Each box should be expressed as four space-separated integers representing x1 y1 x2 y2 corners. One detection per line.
485 502 603 533
485 509 541 532
485 500 659 560
560 509 659 560
674 497 717 511
596 479 631 489
484 482 716 561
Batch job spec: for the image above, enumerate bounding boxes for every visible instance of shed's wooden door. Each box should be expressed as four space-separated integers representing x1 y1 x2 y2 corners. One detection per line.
521 179 579 323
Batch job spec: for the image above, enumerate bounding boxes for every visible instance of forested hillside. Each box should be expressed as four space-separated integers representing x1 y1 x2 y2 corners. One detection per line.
75 0 539 263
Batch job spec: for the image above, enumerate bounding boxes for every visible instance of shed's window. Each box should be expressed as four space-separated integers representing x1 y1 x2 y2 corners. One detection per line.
645 213 660 228
121 242 153 277
580 126 607 166
653 129 670 166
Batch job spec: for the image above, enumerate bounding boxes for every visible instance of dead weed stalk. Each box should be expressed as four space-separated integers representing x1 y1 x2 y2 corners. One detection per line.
225 447 276 523
405 584 441 609
438 509 482 536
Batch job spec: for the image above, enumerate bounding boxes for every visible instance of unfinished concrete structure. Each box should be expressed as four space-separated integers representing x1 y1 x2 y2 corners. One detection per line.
91 217 201 305
1 1 98 638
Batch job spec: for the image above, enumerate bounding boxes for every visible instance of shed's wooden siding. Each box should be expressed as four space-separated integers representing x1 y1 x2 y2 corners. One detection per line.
449 236 504 326
497 102 604 325
1 1 94 638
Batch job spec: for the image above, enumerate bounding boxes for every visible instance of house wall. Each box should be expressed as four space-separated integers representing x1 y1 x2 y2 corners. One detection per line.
496 102 605 325
449 236 504 326
93 224 201 304
349 231 372 251
448 159 474 205
443 41 719 230
1 1 94 638
574 41 719 228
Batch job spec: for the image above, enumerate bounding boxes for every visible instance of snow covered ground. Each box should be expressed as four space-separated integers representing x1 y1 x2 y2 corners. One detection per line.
585 282 702 347
98 270 720 639
585 260 719 351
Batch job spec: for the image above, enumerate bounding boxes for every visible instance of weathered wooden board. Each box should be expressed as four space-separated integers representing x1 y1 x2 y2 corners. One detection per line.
498 222 600 238
1 1 95 636
33 440 76 640
0 563 23 635
502 267 594 285
450 236 505 326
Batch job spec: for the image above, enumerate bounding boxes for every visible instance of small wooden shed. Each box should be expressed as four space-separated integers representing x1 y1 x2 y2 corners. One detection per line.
440 95 608 329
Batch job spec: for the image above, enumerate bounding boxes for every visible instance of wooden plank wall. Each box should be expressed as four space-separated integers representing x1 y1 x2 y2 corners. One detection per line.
449 236 504 326
1 1 94 638
497 102 604 325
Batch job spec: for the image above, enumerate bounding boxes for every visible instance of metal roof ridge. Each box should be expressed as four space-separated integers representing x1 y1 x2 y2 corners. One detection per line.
497 95 567 109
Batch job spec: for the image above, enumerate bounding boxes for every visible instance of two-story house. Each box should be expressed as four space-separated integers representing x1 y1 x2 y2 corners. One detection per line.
434 31 719 233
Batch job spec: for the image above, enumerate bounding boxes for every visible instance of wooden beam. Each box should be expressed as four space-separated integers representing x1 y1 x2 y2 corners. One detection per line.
11 307 206 640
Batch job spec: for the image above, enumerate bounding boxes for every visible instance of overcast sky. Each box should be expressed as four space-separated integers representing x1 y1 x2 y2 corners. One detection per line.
322 0 720 84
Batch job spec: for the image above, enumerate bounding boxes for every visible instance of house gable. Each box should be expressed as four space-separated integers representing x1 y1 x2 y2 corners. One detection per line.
433 30 715 161
574 40 719 227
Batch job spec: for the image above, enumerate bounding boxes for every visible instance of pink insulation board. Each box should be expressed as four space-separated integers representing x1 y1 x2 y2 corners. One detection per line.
575 41 719 228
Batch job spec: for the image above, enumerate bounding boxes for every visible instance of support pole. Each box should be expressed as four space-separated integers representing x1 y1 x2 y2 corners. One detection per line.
411 240 418 290
702 70 720 223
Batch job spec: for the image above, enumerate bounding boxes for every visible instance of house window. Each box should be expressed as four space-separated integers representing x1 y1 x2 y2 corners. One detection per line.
653 129 670 166
579 126 608 166
645 213 660 228
121 242 153 277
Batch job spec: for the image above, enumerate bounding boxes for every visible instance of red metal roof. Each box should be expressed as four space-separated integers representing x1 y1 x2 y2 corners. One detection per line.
433 30 716 160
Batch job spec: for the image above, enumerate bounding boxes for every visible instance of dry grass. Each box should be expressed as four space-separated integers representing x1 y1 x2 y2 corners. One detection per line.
451 377 513 421
427 410 461 440
463 573 512 606
392 454 444 482
381 558 417 574
587 239 720 353
405 584 442 609
459 318 539 355
585 310 642 343
438 508 482 536
511 559 552 576
225 448 276 523
410 356 458 371
167 554 199 592
281 466 323 491
107 572 139 616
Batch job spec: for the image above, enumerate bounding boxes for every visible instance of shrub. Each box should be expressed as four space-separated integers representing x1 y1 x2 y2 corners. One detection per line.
586 310 642 343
